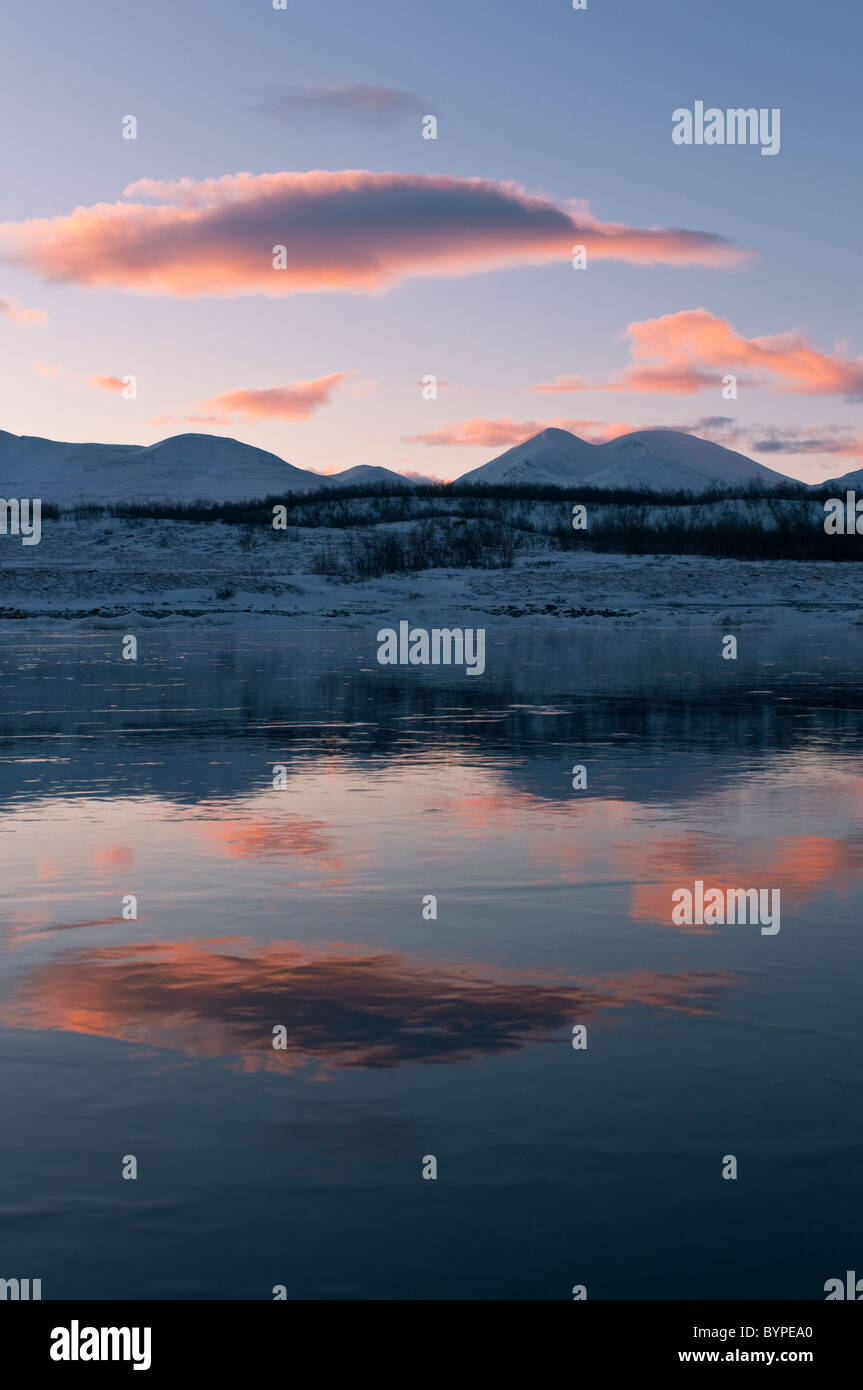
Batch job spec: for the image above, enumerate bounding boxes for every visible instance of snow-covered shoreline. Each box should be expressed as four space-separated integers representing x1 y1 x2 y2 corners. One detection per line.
2 512 861 630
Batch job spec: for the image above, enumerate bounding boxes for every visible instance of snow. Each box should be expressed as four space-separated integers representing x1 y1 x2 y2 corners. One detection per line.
2 425 850 503
458 427 600 485
325 465 418 487
2 427 859 632
3 510 861 631
824 468 863 490
0 431 321 503
462 427 795 491
0 430 423 503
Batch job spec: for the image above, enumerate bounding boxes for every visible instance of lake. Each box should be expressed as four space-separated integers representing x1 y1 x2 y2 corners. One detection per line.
0 625 860 1299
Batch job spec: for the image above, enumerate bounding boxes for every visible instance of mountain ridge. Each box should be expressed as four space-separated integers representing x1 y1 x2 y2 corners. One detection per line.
0 425 848 500
459 427 798 491
0 430 416 503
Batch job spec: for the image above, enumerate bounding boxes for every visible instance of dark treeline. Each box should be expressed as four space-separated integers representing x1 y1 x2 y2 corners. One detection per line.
56 474 841 526
558 511 863 562
39 478 863 565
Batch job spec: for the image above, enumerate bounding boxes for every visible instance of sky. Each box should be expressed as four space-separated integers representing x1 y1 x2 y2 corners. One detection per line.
1 0 860 484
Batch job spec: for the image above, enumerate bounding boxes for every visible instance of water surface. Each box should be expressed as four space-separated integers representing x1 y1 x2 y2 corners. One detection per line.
0 627 860 1299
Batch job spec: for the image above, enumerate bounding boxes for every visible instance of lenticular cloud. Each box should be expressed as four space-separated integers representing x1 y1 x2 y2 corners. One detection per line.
0 170 747 298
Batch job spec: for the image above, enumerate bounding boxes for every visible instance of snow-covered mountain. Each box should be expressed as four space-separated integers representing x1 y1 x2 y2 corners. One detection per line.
0 431 317 502
457 427 600 486
585 429 790 490
1 424 795 503
322 464 417 488
0 430 418 503
822 466 863 491
461 427 793 491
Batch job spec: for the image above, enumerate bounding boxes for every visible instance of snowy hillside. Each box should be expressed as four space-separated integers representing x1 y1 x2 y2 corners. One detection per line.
0 430 419 503
1 503 859 632
462 427 793 491
324 465 418 487
0 423 798 502
0 431 324 502
823 466 863 490
457 427 600 485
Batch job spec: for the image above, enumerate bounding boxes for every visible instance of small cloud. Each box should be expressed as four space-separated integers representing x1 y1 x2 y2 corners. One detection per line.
201 372 350 422
530 367 722 396
748 426 863 456
528 374 594 394
248 84 427 127
400 468 440 484
0 294 48 325
687 415 737 430
348 377 378 398
403 416 632 447
33 359 60 377
664 415 863 461
88 374 125 393
149 414 232 428
532 308 863 399
403 417 550 447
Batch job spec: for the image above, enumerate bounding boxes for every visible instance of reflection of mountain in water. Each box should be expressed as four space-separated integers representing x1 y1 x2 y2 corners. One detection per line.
1 628 862 808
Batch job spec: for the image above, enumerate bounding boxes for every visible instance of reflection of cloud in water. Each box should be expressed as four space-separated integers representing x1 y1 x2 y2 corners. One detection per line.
0 938 735 1072
196 813 347 868
92 844 135 871
437 785 863 923
628 833 863 926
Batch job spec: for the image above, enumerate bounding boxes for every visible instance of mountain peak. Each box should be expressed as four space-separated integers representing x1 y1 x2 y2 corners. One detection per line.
0 428 323 502
457 427 599 486
459 426 793 490
536 426 586 442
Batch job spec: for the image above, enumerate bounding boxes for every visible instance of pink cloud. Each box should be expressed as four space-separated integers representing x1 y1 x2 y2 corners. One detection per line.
201 372 349 421
88 374 125 393
532 366 721 396
0 293 47 324
33 359 60 377
400 468 440 483
149 414 232 428
531 308 863 398
348 377 378 398
402 416 634 447
0 172 747 298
